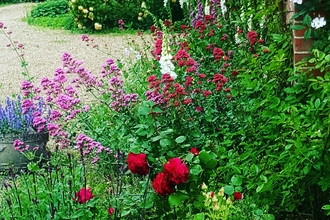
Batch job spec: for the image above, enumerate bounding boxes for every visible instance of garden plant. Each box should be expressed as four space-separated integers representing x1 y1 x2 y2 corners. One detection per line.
0 0 330 219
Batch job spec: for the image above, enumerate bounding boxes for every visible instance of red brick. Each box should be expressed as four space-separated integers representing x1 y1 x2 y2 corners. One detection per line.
294 53 313 64
293 38 314 52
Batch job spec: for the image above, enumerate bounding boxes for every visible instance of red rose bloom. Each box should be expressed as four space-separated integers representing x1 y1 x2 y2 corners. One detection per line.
126 152 149 175
190 148 199 156
163 158 189 185
75 187 94 204
152 172 174 196
234 192 243 200
108 207 115 215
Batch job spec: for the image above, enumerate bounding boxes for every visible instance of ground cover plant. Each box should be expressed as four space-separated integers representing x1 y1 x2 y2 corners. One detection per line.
1 0 330 219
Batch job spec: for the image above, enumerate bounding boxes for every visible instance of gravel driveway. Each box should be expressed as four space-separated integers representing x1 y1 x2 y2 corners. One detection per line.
0 3 138 100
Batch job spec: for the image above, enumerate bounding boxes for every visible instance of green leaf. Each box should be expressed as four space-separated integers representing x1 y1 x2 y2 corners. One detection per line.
190 164 203 175
193 213 205 220
138 105 150 115
315 98 321 108
322 205 330 210
291 25 306 30
303 14 312 26
206 159 217 169
186 153 194 162
27 162 39 172
256 184 264 193
175 136 186 144
231 175 243 185
160 138 171 148
168 192 188 206
199 151 210 163
224 185 234 195
304 27 311 39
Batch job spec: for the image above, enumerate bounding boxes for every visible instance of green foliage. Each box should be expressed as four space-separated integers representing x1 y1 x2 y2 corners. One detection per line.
30 0 69 18
68 0 176 31
27 13 74 29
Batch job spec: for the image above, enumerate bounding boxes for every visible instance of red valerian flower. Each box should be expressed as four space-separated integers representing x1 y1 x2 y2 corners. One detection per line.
126 152 149 175
163 158 189 185
182 98 192 105
190 148 199 156
108 207 115 215
234 192 243 200
152 172 174 196
75 187 94 204
247 31 258 46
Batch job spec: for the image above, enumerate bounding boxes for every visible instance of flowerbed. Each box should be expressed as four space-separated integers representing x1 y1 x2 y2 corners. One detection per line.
1 0 330 219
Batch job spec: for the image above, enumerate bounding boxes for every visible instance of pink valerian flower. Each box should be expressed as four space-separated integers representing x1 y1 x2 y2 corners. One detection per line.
83 105 90 112
101 58 120 77
76 133 110 156
118 19 125 30
55 94 80 111
33 116 47 132
21 80 34 97
91 156 99 164
21 99 34 114
50 110 62 121
13 140 29 153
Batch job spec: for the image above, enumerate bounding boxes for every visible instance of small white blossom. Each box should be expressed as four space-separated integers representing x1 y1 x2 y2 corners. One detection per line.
141 1 147 9
220 0 227 16
311 17 326 29
204 6 210 15
163 0 168 7
290 0 303 4
179 0 187 8
159 54 177 79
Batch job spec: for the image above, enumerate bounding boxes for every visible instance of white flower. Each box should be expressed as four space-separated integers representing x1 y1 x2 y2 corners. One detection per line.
141 1 147 8
163 0 168 7
204 6 210 15
311 17 326 29
290 0 303 4
159 55 177 79
220 0 227 16
179 0 187 8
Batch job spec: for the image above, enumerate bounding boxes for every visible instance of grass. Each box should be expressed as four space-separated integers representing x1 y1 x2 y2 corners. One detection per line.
27 13 75 30
26 12 145 35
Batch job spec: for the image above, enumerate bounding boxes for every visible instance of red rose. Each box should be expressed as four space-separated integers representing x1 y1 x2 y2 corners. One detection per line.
190 148 199 156
163 158 189 185
234 192 243 200
152 172 174 196
126 152 149 175
108 207 115 215
75 187 94 204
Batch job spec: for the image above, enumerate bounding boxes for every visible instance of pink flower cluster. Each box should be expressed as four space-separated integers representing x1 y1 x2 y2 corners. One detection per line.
76 134 110 155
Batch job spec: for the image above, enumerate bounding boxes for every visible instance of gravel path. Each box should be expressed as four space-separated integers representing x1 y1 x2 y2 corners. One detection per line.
0 3 138 100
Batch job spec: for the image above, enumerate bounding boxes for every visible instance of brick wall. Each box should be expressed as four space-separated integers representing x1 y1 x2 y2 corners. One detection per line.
286 1 323 76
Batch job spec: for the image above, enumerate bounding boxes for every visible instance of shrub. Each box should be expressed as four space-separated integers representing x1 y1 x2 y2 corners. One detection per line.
30 0 69 18
68 0 181 31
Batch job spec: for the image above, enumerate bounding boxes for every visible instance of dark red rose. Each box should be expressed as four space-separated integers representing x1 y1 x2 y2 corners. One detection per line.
126 152 149 175
163 158 189 185
152 172 174 196
190 148 199 156
108 207 115 215
234 192 243 200
75 187 94 204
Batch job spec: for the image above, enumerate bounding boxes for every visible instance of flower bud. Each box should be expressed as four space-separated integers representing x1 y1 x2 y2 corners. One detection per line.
212 203 220 211
89 7 93 11
78 5 83 10
218 187 224 197
201 182 208 190
226 197 233 205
